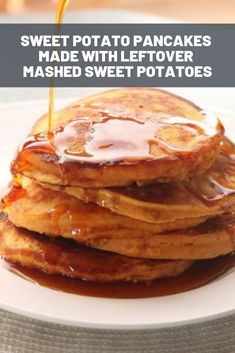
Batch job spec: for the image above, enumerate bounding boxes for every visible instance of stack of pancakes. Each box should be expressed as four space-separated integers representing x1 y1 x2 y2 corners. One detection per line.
1 88 235 283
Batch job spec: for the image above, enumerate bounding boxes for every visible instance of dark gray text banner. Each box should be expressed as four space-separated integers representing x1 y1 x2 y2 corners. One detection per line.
0 24 234 87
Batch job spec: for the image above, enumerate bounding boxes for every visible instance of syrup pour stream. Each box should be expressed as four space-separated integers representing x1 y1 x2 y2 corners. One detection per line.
46 0 223 163
48 0 70 133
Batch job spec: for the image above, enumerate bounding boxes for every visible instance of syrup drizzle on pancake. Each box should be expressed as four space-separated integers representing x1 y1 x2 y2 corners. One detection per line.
1 184 26 213
13 112 222 168
185 139 235 206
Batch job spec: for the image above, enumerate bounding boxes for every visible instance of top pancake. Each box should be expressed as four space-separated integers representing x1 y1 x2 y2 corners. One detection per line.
11 88 224 187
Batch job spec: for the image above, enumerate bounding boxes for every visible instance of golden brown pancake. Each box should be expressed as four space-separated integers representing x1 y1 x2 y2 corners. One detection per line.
3 177 208 241
3 178 235 260
11 89 224 187
0 214 193 282
87 214 235 260
45 139 235 223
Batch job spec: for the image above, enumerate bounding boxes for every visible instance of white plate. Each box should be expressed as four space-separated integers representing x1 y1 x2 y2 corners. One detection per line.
0 95 235 329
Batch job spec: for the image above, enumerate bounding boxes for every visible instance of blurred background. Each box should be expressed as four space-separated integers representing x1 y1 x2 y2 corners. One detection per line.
0 0 235 22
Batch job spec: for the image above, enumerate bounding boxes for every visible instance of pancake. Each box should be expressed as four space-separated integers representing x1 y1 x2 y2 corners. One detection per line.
3 178 235 260
87 214 235 260
3 177 208 241
44 139 235 223
0 214 193 282
11 88 224 188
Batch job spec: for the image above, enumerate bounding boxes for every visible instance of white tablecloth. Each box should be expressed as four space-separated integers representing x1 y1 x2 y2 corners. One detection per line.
0 308 235 353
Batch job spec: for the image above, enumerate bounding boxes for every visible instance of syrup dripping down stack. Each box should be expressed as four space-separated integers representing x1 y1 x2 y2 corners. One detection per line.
1 88 235 286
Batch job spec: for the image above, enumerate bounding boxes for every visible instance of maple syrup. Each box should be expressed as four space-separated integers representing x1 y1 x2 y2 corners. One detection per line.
185 138 235 206
13 113 223 170
1 184 26 213
5 254 235 299
48 0 70 132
